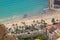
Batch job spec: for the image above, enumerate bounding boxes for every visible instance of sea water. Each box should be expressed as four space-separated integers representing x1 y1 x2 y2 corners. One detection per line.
0 0 48 22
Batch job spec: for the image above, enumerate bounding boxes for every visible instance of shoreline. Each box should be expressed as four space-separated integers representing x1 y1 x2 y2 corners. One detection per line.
1 10 60 28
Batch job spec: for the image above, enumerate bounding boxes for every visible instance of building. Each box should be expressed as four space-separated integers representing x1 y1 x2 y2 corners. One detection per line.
49 0 60 10
46 24 60 40
49 0 53 9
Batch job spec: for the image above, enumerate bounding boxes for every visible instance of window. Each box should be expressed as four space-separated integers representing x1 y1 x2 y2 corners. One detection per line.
54 0 60 8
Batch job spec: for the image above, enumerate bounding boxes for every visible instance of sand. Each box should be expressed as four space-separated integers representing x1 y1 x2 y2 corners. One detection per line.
2 10 60 28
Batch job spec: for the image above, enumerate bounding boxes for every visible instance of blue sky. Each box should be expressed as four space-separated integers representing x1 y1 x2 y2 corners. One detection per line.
0 0 48 18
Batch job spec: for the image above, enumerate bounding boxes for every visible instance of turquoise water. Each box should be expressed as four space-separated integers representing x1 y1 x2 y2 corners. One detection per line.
0 0 48 19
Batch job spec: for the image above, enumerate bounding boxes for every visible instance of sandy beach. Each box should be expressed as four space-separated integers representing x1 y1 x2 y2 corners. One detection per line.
2 10 60 28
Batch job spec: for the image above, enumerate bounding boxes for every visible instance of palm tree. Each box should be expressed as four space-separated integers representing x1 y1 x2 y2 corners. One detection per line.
33 20 35 23
41 19 45 24
30 24 37 30
21 22 26 25
15 27 19 34
12 24 15 26
40 19 47 29
36 20 40 24
33 20 38 26
51 18 56 25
